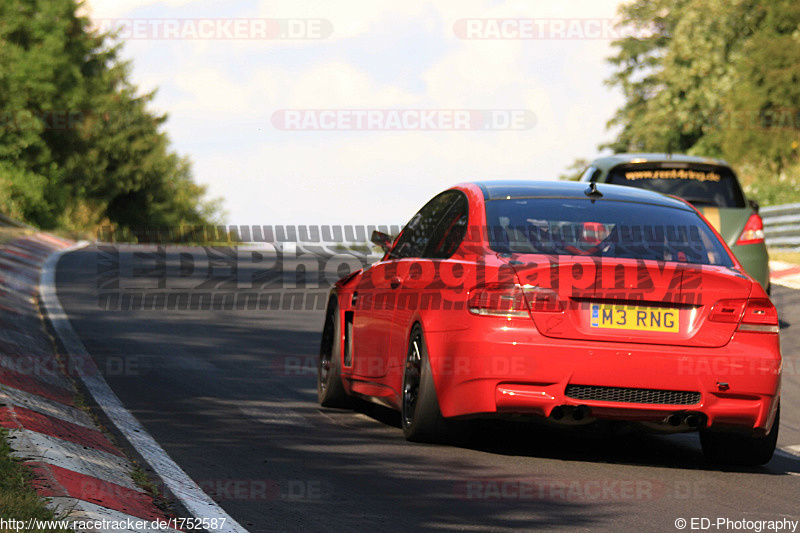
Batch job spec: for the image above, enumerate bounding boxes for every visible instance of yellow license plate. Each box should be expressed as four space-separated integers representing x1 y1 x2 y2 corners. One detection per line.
590 304 679 333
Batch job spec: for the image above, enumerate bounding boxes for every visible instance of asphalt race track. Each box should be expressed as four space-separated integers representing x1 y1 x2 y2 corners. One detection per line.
55 246 800 533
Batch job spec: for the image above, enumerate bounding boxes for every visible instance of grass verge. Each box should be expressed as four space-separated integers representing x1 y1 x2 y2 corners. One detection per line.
0 428 74 532
768 249 800 265
0 228 35 246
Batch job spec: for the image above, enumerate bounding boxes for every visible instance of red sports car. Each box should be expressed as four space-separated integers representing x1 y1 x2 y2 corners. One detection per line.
318 181 781 465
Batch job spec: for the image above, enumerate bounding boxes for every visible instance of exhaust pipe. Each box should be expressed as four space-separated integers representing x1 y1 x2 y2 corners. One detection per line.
667 414 682 427
549 405 594 424
685 414 701 428
572 405 591 421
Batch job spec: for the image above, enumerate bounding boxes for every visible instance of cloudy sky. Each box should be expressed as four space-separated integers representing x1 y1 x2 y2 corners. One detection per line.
83 0 627 226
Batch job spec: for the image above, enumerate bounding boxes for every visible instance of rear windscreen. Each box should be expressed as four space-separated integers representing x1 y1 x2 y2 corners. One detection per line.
606 164 745 208
485 198 734 266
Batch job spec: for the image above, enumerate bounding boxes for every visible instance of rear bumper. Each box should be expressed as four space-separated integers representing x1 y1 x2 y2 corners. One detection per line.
426 325 781 432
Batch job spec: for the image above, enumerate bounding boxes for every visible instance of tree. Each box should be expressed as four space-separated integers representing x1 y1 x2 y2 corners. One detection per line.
603 0 689 152
0 0 222 233
606 0 772 154
712 0 800 172
604 0 800 203
558 158 589 181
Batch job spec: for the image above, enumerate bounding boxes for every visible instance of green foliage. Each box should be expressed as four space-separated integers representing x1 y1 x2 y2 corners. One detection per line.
604 0 690 153
712 0 800 172
739 161 800 206
558 158 589 181
605 0 800 205
0 429 74 531
0 0 222 233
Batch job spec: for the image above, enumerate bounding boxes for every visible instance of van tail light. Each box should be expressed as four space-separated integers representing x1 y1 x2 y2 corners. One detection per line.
468 284 563 316
735 213 765 246
709 298 778 333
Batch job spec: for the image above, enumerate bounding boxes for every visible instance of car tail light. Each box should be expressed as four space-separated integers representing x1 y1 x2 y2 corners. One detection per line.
735 213 765 246
468 284 563 316
468 284 527 316
709 299 746 323
709 298 778 333
738 299 779 333
521 286 564 312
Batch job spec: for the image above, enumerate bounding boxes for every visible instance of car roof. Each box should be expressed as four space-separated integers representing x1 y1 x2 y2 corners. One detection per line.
469 180 695 211
588 153 730 172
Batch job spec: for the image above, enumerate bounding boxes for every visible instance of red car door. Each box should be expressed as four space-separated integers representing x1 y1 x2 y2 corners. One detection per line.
350 190 465 379
387 192 470 381
349 259 397 378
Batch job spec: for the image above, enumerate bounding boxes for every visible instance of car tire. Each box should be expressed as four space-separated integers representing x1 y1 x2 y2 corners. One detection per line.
401 325 448 443
700 403 780 466
318 297 351 408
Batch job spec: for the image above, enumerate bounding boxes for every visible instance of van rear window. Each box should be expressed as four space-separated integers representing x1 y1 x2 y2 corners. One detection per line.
606 164 746 208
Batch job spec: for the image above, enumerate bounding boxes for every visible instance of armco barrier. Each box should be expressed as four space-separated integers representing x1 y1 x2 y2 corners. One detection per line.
762 202 800 250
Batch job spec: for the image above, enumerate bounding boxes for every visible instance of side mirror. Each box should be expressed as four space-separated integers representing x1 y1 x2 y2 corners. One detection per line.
748 198 760 213
371 230 393 254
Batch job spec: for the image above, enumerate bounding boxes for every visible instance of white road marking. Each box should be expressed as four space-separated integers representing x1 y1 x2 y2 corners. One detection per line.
780 445 800 457
41 243 248 533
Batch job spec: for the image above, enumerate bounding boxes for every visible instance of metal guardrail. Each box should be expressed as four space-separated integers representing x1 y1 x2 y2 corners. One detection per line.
762 202 800 250
0 212 34 229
